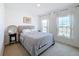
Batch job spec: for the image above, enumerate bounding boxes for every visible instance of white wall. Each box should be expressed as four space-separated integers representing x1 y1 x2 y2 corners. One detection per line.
0 3 5 55
39 6 79 48
5 4 39 28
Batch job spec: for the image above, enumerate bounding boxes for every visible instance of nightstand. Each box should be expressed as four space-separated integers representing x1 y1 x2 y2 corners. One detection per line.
7 25 17 44
9 33 17 44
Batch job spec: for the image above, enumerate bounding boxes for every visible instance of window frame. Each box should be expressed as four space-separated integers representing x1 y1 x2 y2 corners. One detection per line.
41 19 48 32
57 15 73 38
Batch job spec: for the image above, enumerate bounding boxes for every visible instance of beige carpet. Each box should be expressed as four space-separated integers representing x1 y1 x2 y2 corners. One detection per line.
41 42 79 56
4 43 29 56
3 42 79 56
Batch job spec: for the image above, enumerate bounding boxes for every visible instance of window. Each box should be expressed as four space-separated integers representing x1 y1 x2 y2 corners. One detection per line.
42 19 48 32
58 15 72 38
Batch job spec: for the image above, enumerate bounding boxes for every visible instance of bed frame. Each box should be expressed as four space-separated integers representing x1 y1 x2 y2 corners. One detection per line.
18 25 55 56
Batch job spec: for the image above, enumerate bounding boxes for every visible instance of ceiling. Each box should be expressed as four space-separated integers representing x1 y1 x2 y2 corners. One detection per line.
5 3 74 16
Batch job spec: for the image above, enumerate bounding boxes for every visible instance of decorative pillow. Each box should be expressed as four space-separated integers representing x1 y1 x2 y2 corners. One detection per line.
22 29 31 33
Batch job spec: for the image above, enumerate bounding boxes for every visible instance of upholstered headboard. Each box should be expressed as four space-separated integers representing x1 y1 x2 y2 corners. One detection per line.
18 25 35 33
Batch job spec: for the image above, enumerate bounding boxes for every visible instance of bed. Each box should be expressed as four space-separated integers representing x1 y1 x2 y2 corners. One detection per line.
18 26 55 56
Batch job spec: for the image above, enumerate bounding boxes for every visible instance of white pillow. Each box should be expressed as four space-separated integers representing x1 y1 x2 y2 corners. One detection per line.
22 29 31 33
31 29 38 32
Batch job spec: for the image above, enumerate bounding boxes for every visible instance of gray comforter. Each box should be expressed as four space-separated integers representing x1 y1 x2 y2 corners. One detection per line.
20 32 54 56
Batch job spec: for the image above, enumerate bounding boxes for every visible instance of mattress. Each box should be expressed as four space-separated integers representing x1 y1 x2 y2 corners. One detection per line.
20 31 54 56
